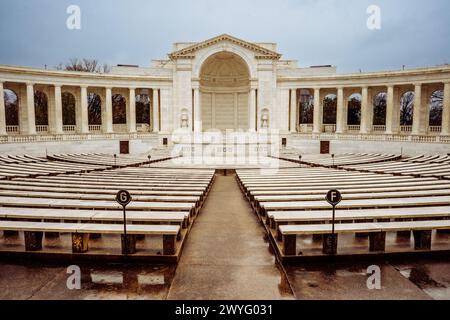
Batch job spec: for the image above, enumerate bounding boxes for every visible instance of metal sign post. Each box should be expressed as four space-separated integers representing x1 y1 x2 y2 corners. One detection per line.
326 189 342 256
116 190 132 256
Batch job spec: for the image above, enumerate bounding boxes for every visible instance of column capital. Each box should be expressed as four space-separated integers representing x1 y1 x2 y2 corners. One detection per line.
413 82 422 87
26 82 34 87
361 85 369 90
53 84 62 89
104 86 113 90
128 86 137 91
80 85 88 89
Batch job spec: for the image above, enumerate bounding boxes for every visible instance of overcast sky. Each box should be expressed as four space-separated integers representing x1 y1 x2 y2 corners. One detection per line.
0 0 449 73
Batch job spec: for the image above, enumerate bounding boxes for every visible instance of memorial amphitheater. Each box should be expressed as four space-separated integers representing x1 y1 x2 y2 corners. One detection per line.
0 34 450 300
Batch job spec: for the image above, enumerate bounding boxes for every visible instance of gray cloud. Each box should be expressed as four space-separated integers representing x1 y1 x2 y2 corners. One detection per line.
0 0 449 73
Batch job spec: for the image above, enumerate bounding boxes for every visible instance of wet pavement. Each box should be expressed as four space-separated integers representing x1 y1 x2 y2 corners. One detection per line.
0 174 450 300
0 262 176 300
167 174 294 300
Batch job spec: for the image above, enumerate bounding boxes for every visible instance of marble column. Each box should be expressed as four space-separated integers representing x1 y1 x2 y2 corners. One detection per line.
104 87 113 133
0 82 6 135
360 87 370 134
442 82 450 136
313 88 322 133
128 88 137 133
25 83 36 135
193 86 202 132
412 84 425 135
290 89 297 132
79 86 89 134
385 85 396 134
51 85 63 134
248 88 256 131
153 88 160 132
336 87 345 133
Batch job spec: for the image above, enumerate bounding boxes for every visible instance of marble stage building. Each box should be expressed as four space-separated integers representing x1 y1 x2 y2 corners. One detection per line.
0 34 449 156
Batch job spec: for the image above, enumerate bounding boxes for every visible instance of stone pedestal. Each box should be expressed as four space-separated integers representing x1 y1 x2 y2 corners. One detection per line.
121 234 137 254
4 231 19 237
369 232 386 252
72 233 90 253
283 234 296 256
413 230 432 250
323 233 338 255
163 234 176 255
24 231 43 251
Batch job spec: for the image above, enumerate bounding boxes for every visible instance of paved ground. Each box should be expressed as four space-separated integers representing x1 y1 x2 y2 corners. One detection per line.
167 174 293 300
0 173 449 300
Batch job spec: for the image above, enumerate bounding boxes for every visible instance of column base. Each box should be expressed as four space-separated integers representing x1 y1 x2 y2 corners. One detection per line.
323 234 338 255
413 230 432 250
25 231 43 251
121 234 137 255
163 234 176 255
369 232 386 252
283 234 297 256
72 233 90 253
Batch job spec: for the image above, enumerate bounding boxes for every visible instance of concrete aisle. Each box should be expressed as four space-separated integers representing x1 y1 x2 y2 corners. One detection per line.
167 174 293 300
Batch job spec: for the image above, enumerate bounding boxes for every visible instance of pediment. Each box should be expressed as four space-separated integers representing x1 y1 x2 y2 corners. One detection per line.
169 34 281 60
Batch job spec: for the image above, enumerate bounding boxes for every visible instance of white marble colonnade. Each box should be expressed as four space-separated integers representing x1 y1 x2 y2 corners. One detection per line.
0 83 162 135
292 82 450 136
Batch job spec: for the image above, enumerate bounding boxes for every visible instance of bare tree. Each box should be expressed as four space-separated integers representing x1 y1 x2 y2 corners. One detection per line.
347 95 362 125
299 94 314 124
400 92 414 126
56 58 110 73
430 90 443 126
373 93 387 126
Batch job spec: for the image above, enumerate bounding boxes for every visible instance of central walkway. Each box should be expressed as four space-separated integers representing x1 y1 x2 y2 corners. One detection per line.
167 173 294 300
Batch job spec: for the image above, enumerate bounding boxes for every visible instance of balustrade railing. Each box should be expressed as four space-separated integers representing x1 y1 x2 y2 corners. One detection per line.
6 126 19 134
373 125 386 132
88 125 102 132
400 125 413 133
63 125 76 132
429 126 442 133
36 125 48 133
347 125 360 132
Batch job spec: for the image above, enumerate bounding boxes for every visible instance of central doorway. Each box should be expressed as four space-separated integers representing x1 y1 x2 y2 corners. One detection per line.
200 52 250 131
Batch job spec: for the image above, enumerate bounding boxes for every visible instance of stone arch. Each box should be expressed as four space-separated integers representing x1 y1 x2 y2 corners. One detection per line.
62 92 76 126
4 88 19 126
400 91 414 126
347 93 362 125
323 93 337 124
298 89 314 125
373 92 387 126
429 89 443 127
112 94 127 124
199 51 250 131
87 92 102 125
192 45 256 79
34 90 48 126
136 89 151 130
